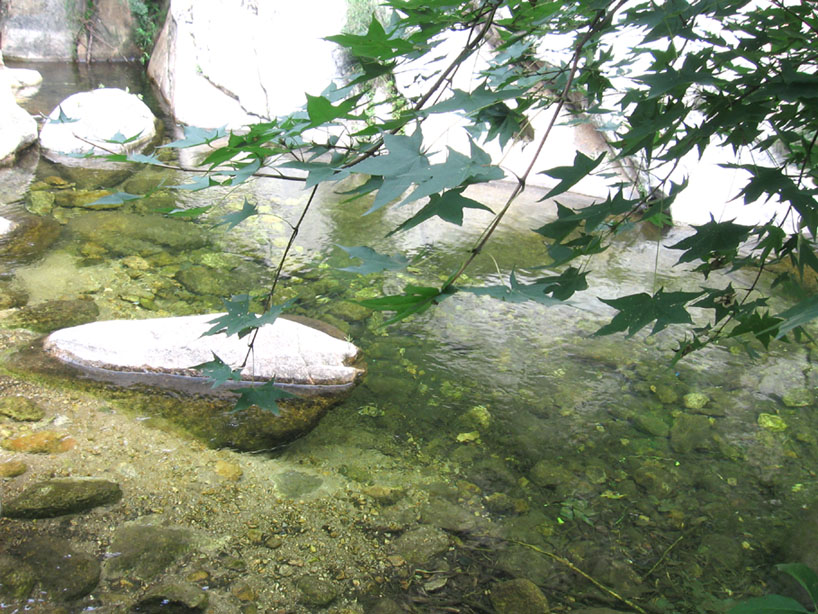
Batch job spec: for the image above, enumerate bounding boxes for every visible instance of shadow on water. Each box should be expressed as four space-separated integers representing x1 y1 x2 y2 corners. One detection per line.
0 62 816 614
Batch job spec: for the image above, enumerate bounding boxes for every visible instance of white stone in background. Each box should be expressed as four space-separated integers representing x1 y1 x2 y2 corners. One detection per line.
0 77 37 166
148 0 345 130
44 314 364 389
0 217 17 236
0 66 43 101
38 88 158 168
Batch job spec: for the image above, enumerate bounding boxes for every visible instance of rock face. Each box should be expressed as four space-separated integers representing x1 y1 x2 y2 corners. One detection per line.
147 0 345 129
38 88 159 168
44 313 364 390
1 0 138 61
0 75 37 166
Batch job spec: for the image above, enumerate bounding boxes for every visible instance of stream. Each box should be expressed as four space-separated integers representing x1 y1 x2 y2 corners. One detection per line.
0 61 816 614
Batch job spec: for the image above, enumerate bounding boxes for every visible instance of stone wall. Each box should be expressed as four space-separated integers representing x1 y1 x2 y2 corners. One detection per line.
1 0 138 61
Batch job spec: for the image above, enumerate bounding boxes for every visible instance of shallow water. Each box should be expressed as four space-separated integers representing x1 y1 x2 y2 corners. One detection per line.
0 62 816 614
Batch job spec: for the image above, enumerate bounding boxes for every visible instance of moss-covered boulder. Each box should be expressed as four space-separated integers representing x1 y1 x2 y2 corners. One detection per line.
11 537 100 601
490 578 549 614
0 395 45 421
104 524 194 583
3 297 99 333
2 477 122 518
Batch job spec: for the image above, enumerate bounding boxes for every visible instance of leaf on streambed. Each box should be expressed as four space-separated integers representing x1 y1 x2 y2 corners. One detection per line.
87 192 142 207
538 151 606 200
204 295 294 339
211 198 258 231
231 380 295 416
160 125 227 148
387 188 493 236
728 594 809 614
336 245 409 274
193 353 242 389
359 285 456 325
595 288 704 337
776 563 818 608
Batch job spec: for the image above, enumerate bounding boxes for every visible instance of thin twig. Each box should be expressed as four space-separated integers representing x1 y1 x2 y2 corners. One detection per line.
509 539 648 614
240 184 320 368
642 533 685 580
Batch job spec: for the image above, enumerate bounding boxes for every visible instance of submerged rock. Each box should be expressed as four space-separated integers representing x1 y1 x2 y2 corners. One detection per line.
132 581 209 612
105 524 194 582
2 477 122 518
44 313 363 391
391 526 450 566
4 297 99 333
490 578 549 614
11 537 100 601
35 313 364 450
0 395 45 421
0 554 35 601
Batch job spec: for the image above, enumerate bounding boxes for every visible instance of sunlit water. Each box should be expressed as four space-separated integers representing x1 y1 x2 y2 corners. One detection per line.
0 61 816 614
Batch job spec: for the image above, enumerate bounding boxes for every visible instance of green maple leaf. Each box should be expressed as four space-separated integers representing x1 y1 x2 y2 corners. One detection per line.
160 125 227 148
348 129 430 213
388 188 493 236
359 285 455 325
49 105 78 123
212 198 258 230
231 381 296 416
460 271 564 305
87 192 142 207
204 295 292 338
539 151 606 200
668 218 752 264
325 15 417 60
336 245 409 274
305 93 363 126
595 288 703 337
424 83 527 114
193 353 243 389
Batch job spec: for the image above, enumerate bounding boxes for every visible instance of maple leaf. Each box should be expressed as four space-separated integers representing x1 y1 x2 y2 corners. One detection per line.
595 288 704 337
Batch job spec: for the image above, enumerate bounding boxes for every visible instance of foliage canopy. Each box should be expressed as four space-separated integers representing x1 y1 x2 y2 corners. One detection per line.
134 0 818 409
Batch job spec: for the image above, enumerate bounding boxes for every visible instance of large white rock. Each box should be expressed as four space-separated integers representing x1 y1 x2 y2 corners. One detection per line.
44 314 364 390
38 88 158 168
0 76 37 166
148 0 344 130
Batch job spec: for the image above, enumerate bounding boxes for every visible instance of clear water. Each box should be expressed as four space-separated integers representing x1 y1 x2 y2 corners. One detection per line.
1 61 816 614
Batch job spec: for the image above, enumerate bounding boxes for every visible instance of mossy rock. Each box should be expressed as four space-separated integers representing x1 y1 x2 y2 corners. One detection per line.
12 537 100 601
104 525 194 582
0 214 60 263
0 395 45 421
3 297 99 333
490 578 549 614
296 575 340 607
2 477 122 518
670 414 713 453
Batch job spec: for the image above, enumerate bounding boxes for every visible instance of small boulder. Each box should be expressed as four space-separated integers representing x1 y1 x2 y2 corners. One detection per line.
11 537 100 601
2 430 76 453
391 526 450 566
0 554 35 601
670 414 713 454
296 575 340 607
133 581 208 612
39 88 159 169
0 78 37 166
105 524 194 582
0 396 45 421
2 477 122 518
490 578 549 614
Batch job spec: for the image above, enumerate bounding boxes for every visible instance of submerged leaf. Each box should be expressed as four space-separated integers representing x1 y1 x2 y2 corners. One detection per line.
336 245 409 274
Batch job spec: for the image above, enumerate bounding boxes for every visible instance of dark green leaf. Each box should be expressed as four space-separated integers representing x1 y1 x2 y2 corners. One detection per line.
459 271 564 305
728 594 809 614
596 288 704 337
336 245 410 274
776 563 818 608
212 198 258 231
359 284 455 325
425 84 527 115
169 176 222 191
232 380 295 416
160 125 227 148
193 353 243 389
776 294 818 339
105 131 144 144
668 218 753 264
538 152 606 200
388 188 493 236
204 295 292 338
87 192 142 207
158 205 213 219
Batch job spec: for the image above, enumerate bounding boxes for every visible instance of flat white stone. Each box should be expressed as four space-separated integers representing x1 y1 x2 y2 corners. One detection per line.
0 216 17 236
44 314 363 389
39 88 157 168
